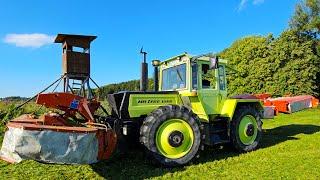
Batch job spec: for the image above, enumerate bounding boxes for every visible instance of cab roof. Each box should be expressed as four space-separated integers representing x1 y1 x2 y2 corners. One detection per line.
161 52 227 65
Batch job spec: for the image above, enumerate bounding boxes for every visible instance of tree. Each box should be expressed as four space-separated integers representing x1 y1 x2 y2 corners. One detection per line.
219 31 319 97
219 35 272 96
289 0 320 96
289 0 320 38
268 30 319 97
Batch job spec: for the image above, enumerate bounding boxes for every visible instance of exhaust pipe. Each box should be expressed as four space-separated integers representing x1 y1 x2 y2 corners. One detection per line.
140 48 148 91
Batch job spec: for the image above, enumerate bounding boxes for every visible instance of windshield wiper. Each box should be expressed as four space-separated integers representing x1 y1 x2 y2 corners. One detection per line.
176 69 183 82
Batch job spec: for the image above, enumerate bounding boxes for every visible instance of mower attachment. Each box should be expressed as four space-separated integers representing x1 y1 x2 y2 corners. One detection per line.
0 92 117 164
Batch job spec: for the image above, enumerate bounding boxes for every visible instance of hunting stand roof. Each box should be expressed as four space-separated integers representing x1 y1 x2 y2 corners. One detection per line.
54 34 97 49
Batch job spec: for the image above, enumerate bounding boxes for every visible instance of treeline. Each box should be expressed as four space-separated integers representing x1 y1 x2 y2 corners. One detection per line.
96 79 154 100
0 96 29 102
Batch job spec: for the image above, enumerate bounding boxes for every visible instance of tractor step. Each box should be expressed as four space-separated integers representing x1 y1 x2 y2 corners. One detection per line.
211 118 225 122
203 117 230 146
211 129 226 133
211 134 230 145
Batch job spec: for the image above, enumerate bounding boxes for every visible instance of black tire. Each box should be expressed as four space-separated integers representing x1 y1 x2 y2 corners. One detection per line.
230 105 262 152
139 105 202 167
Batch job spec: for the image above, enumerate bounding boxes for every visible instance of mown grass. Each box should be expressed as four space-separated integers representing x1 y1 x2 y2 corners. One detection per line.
0 106 319 179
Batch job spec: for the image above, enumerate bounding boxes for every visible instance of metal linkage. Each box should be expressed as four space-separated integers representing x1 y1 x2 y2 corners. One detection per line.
15 76 64 110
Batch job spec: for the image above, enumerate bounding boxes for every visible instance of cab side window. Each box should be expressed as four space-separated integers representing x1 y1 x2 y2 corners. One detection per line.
219 65 226 91
201 64 216 89
202 64 210 88
192 63 198 89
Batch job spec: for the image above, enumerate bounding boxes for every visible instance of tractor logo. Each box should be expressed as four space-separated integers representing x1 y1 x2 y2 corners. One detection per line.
137 99 173 104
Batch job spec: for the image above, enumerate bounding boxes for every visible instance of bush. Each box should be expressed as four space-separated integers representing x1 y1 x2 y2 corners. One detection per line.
220 30 319 97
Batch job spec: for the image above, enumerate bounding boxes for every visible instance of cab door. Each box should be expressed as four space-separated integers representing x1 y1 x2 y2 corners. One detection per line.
197 62 221 115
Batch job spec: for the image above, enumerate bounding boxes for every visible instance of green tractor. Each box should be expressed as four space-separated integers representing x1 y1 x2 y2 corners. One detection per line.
107 52 263 166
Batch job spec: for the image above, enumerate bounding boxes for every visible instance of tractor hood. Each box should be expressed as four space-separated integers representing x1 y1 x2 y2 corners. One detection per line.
107 91 180 119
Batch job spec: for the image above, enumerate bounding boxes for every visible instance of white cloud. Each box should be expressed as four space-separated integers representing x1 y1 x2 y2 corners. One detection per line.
238 0 265 11
3 33 55 48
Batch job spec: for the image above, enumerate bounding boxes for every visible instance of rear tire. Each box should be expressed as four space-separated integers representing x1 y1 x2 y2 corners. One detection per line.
140 105 201 167
230 106 262 152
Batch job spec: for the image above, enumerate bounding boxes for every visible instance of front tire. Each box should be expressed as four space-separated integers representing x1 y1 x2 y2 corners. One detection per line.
140 105 201 167
230 106 262 152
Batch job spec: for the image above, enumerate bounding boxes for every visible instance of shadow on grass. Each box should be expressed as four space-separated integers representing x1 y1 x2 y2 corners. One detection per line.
91 124 320 179
260 124 320 148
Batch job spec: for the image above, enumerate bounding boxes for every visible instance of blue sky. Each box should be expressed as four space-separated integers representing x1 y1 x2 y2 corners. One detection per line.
0 0 299 97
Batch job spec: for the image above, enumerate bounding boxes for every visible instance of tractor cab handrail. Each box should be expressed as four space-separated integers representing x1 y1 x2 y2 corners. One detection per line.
191 52 215 62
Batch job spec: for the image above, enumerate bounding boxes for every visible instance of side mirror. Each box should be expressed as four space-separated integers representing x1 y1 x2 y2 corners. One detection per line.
209 56 219 69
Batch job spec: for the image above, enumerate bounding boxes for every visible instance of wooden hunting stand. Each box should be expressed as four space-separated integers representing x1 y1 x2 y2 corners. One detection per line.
54 34 97 97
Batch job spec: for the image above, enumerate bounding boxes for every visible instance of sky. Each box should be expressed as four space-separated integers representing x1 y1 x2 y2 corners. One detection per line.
0 0 299 97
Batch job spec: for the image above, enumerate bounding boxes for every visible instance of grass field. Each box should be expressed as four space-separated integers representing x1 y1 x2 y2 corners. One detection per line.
0 107 319 179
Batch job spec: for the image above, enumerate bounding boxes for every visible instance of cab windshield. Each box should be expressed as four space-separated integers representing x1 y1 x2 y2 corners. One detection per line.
162 64 186 90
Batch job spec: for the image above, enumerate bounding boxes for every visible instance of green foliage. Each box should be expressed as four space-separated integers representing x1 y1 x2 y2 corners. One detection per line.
0 107 319 179
203 69 217 89
218 0 320 97
269 30 319 96
220 35 270 96
1 104 23 122
289 0 320 97
220 30 320 97
289 0 320 38
0 101 48 123
96 79 154 100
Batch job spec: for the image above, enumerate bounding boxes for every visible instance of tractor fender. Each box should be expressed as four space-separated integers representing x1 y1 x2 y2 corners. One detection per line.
220 99 264 120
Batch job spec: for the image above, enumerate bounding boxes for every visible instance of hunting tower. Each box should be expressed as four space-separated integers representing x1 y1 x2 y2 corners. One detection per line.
54 34 97 97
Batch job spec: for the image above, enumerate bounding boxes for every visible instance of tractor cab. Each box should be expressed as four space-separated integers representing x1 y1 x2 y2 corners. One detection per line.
156 53 228 120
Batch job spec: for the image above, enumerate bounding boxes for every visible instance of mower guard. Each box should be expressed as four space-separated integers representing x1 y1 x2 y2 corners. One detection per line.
0 115 117 164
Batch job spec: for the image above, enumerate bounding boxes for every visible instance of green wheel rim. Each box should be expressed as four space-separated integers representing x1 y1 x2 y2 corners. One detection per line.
156 119 194 159
238 115 258 145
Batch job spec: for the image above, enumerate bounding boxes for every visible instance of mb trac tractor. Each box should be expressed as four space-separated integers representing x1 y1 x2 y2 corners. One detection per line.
108 52 263 166
0 34 263 166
